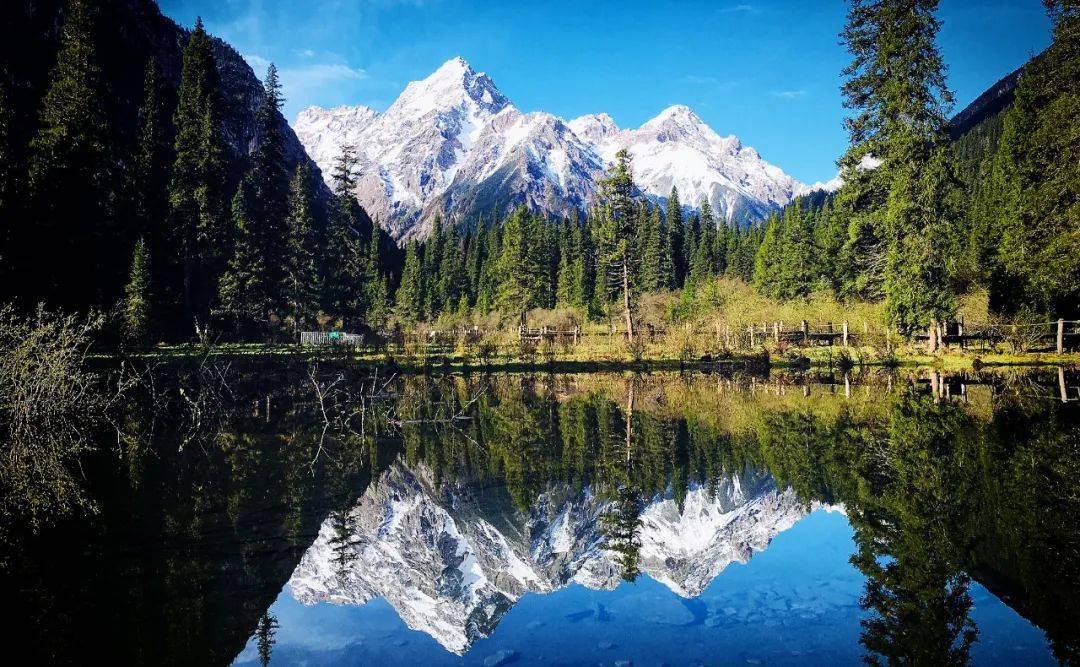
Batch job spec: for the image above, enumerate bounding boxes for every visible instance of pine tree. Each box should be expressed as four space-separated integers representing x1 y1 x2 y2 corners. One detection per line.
689 200 716 284
168 17 227 333
667 187 685 285
571 215 593 309
556 218 576 306
27 0 117 308
217 176 268 332
593 149 639 339
250 64 290 314
395 240 426 322
131 58 173 327
425 219 446 316
255 612 279 667
132 59 171 237
681 213 700 287
283 163 321 334
995 1 1080 316
839 0 958 339
494 206 545 320
753 213 782 296
363 231 391 327
123 238 152 345
322 145 366 326
639 202 667 292
475 223 502 312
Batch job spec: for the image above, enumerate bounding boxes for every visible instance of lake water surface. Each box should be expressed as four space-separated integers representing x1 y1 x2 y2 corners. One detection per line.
4 363 1078 665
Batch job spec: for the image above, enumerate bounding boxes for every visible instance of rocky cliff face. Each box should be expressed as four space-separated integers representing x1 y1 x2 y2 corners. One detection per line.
294 58 811 240
287 459 820 653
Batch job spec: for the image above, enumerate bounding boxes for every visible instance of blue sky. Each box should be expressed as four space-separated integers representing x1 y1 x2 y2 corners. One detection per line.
158 0 1052 184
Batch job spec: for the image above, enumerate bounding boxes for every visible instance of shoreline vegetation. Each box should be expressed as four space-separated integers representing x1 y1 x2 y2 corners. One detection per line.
106 278 1080 371
2 2 1077 369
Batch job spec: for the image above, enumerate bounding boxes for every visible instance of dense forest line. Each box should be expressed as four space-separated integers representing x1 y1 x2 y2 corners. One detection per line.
0 0 399 344
395 0 1079 345
1 0 1077 349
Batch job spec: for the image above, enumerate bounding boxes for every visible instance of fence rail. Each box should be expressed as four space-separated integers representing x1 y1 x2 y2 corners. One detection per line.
297 317 1080 355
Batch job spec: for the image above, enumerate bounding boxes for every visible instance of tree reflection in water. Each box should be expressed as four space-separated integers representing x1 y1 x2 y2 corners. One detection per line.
0 361 1076 664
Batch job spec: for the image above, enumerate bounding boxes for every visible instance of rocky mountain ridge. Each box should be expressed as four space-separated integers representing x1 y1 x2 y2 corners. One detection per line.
294 58 813 240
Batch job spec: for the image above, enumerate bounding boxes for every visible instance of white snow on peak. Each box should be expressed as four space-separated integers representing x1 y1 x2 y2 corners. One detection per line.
293 58 813 239
286 460 826 653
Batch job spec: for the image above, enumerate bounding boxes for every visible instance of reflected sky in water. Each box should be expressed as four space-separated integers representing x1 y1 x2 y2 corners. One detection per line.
234 505 1052 666
3 363 1077 665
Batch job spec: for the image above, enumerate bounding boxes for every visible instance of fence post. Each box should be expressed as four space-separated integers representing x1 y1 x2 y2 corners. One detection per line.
842 321 849 348
1058 319 1065 354
773 322 779 344
801 320 808 345
749 326 755 348
573 326 579 345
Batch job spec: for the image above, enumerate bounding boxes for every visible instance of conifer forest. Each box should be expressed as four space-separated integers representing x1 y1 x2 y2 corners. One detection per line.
2 2 1080 666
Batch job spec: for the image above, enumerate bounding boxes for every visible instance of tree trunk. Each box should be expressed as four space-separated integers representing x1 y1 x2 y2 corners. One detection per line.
926 320 939 354
622 259 634 343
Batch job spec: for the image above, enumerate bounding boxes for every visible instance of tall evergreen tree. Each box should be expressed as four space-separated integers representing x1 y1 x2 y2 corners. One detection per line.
593 149 639 339
282 163 321 334
494 207 545 320
322 145 366 326
249 64 290 312
363 230 391 327
994 0 1080 316
395 240 426 322
131 58 172 326
27 0 117 308
168 17 227 334
667 186 685 285
123 238 152 345
217 176 267 332
639 202 669 292
689 200 716 284
839 0 957 340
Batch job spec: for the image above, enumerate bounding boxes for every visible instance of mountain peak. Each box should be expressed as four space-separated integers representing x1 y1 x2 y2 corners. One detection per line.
392 56 508 117
432 55 473 78
648 104 701 126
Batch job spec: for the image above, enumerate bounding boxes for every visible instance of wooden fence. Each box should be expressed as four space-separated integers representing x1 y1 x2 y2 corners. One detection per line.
298 318 1079 355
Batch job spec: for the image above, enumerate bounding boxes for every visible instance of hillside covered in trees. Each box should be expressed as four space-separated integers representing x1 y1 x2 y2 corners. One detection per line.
0 0 399 343
1 0 1077 353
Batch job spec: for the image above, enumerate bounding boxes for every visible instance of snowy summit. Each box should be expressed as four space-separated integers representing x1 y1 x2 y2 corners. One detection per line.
294 57 812 240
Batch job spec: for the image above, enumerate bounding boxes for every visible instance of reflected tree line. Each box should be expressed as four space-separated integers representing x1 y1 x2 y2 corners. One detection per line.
1 362 1077 664
387 371 1079 664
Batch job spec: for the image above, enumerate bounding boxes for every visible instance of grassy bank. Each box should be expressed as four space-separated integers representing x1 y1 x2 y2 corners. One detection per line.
114 280 1080 371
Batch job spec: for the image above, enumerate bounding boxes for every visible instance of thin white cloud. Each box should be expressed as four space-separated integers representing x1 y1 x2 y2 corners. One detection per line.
721 4 760 14
243 53 272 76
283 62 368 86
773 89 808 100
297 48 316 58
244 53 368 107
683 74 721 85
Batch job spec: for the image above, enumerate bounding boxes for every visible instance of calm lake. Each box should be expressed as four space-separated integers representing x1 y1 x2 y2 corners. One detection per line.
4 362 1078 665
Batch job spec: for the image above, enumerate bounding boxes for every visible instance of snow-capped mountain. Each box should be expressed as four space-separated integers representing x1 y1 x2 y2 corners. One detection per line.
287 459 820 653
293 57 810 240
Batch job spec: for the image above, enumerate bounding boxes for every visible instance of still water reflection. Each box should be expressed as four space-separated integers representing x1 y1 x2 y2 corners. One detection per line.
3 362 1078 665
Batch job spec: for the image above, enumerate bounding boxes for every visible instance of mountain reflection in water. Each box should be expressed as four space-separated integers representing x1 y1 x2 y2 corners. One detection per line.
2 362 1078 666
